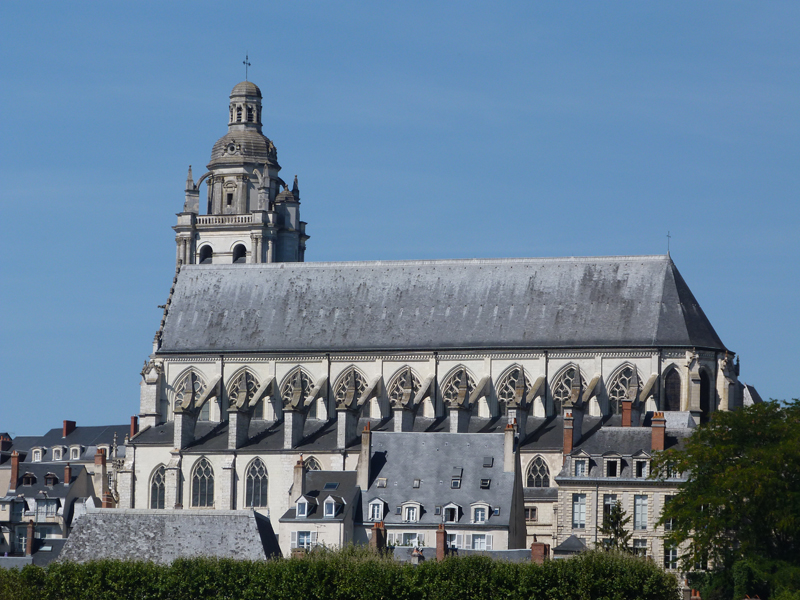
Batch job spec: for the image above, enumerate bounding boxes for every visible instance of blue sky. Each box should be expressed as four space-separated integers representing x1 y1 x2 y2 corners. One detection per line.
1 2 797 436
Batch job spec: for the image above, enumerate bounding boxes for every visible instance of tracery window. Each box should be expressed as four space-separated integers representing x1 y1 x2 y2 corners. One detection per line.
497 366 532 413
245 459 268 508
441 367 476 407
304 456 322 471
526 456 550 488
607 366 641 415
333 367 367 408
281 369 314 415
664 369 681 412
551 366 583 415
191 458 214 508
387 368 421 407
174 371 207 418
150 466 166 509
229 371 260 415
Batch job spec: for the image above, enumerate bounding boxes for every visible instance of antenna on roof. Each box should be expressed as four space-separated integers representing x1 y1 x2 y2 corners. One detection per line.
666 231 671 256
243 53 251 81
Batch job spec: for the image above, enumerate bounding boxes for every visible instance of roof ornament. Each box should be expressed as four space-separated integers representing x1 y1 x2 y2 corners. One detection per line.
292 175 299 194
243 53 251 81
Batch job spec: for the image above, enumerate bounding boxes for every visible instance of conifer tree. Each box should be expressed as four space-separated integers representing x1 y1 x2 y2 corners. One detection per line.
598 500 632 552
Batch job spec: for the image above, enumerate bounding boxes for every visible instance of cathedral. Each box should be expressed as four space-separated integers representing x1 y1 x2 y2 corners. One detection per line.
115 80 750 562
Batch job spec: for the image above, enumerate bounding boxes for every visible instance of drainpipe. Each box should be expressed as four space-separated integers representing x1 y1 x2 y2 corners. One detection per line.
594 480 599 545
434 351 439 417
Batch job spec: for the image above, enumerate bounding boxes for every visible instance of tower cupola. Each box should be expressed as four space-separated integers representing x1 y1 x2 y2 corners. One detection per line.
228 81 263 132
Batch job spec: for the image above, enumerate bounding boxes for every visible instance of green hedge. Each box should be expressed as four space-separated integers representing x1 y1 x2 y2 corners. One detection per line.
0 548 680 600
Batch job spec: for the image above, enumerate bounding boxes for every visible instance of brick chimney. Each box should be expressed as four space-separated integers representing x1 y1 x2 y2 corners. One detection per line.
291 457 306 502
651 412 666 451
9 451 19 492
0 433 11 452
130 416 139 439
25 520 34 556
531 540 550 564
64 463 72 486
622 400 633 427
563 410 574 459
436 524 448 561
62 420 76 438
357 423 372 490
369 521 386 553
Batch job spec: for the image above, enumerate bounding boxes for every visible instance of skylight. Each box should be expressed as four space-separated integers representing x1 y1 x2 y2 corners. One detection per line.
323 482 339 490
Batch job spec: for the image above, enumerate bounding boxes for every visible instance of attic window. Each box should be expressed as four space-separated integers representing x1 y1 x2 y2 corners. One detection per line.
22 473 36 486
606 459 619 478
71 448 80 460
45 474 58 486
434 506 441 515
376 478 387 488
413 479 421 488
323 482 339 491
480 479 491 489
483 457 493 468
52 449 62 461
226 193 233 206
324 501 336 518
574 459 587 477
395 506 401 515
635 460 648 478
32 450 41 462
296 501 307 518
493 507 500 516
444 506 458 523
369 501 383 521
451 478 461 489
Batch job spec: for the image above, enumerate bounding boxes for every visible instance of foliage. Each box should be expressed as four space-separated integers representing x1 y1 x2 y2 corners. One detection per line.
0 547 680 600
597 500 633 552
651 399 800 598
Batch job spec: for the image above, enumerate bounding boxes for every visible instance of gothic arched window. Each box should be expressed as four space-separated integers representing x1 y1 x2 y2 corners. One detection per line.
333 367 368 409
229 371 260 416
387 368 421 408
281 369 314 416
245 459 268 508
150 466 166 509
551 366 583 416
191 458 214 508
607 366 641 415
497 366 532 414
304 456 322 471
664 370 681 411
174 371 207 418
700 370 712 424
526 456 550 488
441 367 476 407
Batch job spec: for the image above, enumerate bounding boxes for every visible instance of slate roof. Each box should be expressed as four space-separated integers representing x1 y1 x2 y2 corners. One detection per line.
361 432 516 528
157 255 726 354
58 509 280 563
4 463 87 499
6 425 129 464
280 471 359 522
553 534 587 554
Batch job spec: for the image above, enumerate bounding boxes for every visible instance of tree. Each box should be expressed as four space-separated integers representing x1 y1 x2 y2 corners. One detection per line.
598 500 632 552
651 399 800 598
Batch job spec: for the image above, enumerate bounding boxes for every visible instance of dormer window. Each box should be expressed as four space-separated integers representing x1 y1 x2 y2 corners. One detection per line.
296 499 308 518
473 506 487 523
443 503 460 523
574 459 587 477
45 473 58 486
22 473 36 486
324 499 337 518
635 460 649 478
404 506 418 522
32 449 42 462
52 448 62 461
451 478 461 489
376 478 387 488
70 447 80 460
480 479 491 489
368 500 383 521
605 458 620 478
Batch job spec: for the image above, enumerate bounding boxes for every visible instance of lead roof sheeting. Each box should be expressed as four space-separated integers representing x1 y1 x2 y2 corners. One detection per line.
158 256 726 353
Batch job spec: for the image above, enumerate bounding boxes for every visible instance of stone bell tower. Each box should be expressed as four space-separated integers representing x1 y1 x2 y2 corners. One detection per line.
173 81 309 265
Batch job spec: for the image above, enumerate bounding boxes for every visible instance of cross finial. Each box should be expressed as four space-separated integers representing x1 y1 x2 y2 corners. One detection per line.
243 54 251 81
667 231 671 255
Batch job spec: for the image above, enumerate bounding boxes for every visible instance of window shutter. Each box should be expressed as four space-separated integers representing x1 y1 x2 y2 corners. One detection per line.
486 535 493 550
455 534 462 549
290 531 297 549
310 531 318 546
465 534 472 549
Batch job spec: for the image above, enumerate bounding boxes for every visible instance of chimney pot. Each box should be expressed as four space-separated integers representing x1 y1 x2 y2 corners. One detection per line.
130 416 139 439
9 451 20 492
